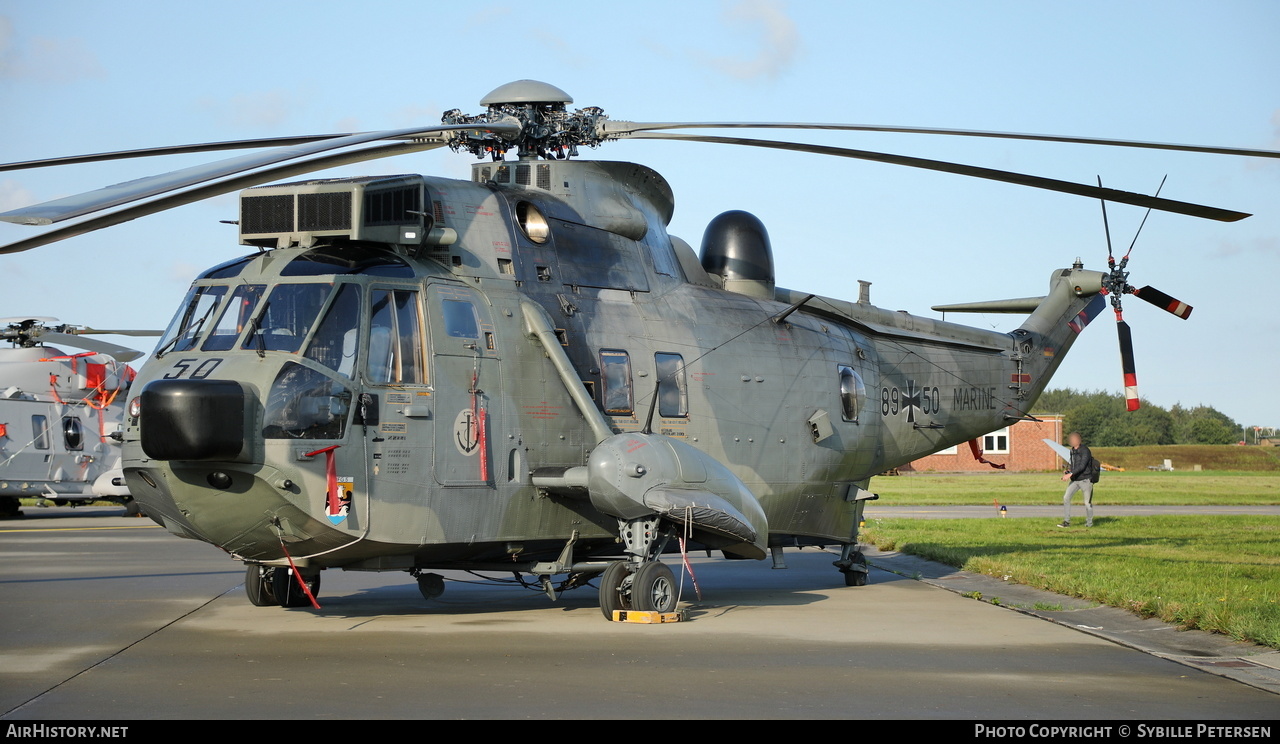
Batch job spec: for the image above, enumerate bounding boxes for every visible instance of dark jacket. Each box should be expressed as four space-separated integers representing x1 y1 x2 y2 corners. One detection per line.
1068 444 1094 482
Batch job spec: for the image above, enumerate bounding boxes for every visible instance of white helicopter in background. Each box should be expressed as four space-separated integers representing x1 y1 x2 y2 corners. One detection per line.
0 318 158 517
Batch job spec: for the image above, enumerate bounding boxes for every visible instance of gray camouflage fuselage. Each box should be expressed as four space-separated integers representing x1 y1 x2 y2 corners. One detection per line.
122 158 1102 574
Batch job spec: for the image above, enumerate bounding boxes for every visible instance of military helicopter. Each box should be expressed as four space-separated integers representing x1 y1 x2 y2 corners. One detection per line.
0 318 157 517
0 81 1272 615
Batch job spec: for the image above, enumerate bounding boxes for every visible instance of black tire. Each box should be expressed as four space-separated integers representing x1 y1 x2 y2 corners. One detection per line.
843 569 869 587
631 562 678 613
271 566 320 608
0 496 21 518
598 561 632 620
417 573 446 601
245 565 277 607
122 499 143 517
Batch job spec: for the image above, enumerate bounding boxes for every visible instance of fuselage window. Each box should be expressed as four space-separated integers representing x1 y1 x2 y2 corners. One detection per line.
655 352 688 418
441 300 479 339
243 283 332 353
156 284 227 354
203 284 265 351
600 350 633 416
31 415 49 450
63 416 83 451
305 283 362 378
368 289 425 385
839 365 865 422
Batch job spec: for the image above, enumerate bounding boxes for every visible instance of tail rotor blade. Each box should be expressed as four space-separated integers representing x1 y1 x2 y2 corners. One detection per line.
1131 286 1193 320
1116 316 1140 411
1097 176 1114 260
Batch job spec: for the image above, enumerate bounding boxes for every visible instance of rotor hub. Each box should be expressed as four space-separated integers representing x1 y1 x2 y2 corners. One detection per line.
444 80 612 161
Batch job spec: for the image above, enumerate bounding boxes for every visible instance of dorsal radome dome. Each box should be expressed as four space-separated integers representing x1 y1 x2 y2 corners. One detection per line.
480 80 574 107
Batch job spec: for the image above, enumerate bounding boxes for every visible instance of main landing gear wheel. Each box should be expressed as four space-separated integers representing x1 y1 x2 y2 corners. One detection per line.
244 565 277 607
843 568 869 587
598 561 632 620
631 562 678 613
0 496 21 518
417 573 446 601
271 566 320 608
842 552 870 587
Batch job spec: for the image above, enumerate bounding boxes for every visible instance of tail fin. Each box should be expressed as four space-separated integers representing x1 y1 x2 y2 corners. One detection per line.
932 263 1106 413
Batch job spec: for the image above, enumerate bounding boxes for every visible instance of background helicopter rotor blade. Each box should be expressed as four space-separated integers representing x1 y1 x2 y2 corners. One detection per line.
606 121 1280 160
630 132 1251 222
0 134 357 173
1130 286 1194 319
1116 316 1140 411
0 120 519 227
74 327 165 337
0 140 443 256
34 331 144 362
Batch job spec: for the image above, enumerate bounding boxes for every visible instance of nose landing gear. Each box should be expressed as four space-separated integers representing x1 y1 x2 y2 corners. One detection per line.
243 564 322 608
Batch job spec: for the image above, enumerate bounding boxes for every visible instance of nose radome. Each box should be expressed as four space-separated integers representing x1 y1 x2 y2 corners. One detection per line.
139 379 246 461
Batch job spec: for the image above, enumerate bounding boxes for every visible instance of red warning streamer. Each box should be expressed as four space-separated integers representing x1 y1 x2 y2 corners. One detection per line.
304 445 342 518
967 439 1007 470
276 538 322 610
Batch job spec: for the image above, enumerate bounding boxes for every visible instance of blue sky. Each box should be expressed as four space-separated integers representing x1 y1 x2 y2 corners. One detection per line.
1 0 1277 427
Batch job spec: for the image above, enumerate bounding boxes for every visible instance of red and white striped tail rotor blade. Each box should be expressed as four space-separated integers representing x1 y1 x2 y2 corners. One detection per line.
1132 285 1193 320
1116 315 1140 411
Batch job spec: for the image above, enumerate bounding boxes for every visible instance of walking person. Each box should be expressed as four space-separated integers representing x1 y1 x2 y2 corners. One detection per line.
1058 432 1098 527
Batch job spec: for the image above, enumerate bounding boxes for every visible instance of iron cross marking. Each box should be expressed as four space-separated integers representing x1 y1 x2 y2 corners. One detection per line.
903 380 923 424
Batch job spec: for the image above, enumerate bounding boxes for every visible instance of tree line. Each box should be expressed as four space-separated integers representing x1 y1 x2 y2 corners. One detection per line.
1031 388 1244 447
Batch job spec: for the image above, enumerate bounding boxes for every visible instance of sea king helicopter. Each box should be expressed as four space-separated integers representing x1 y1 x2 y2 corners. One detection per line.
1 81 1272 615
0 318 157 517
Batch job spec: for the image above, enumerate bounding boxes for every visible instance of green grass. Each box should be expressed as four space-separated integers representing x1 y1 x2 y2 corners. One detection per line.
862 515 1280 648
1092 445 1280 472
871 471 1280 505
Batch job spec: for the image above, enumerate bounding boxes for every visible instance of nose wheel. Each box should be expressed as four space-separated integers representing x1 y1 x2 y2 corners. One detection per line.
631 562 677 612
598 561 632 619
243 564 322 607
597 560 679 618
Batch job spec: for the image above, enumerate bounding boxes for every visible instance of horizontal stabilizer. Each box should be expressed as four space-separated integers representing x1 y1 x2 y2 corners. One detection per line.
932 296 1046 314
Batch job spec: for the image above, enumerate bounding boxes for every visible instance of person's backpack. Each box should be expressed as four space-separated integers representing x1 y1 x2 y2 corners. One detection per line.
1089 456 1102 483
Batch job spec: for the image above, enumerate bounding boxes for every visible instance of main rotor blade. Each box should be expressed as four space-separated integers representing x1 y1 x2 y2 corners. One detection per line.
0 134 355 173
0 140 443 255
630 133 1251 222
1131 286 1193 319
0 121 518 226
1116 316 1140 412
607 121 1280 159
36 331 144 362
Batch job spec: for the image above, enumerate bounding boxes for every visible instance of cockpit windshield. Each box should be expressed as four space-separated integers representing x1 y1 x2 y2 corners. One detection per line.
155 285 227 355
202 284 266 351
304 284 362 377
243 284 332 353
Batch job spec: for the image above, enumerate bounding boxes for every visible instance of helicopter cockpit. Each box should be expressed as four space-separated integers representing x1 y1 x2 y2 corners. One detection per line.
142 243 440 461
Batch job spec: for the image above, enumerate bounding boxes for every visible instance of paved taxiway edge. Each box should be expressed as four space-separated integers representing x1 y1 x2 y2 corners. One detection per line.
860 545 1280 695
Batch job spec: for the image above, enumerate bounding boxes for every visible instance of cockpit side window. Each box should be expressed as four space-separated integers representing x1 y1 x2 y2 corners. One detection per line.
203 284 266 351
156 285 227 354
305 284 362 378
367 289 425 385
243 284 331 353
441 300 479 339
600 350 633 416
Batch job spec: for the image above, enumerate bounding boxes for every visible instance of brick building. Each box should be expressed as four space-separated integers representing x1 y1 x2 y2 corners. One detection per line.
903 415 1064 472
